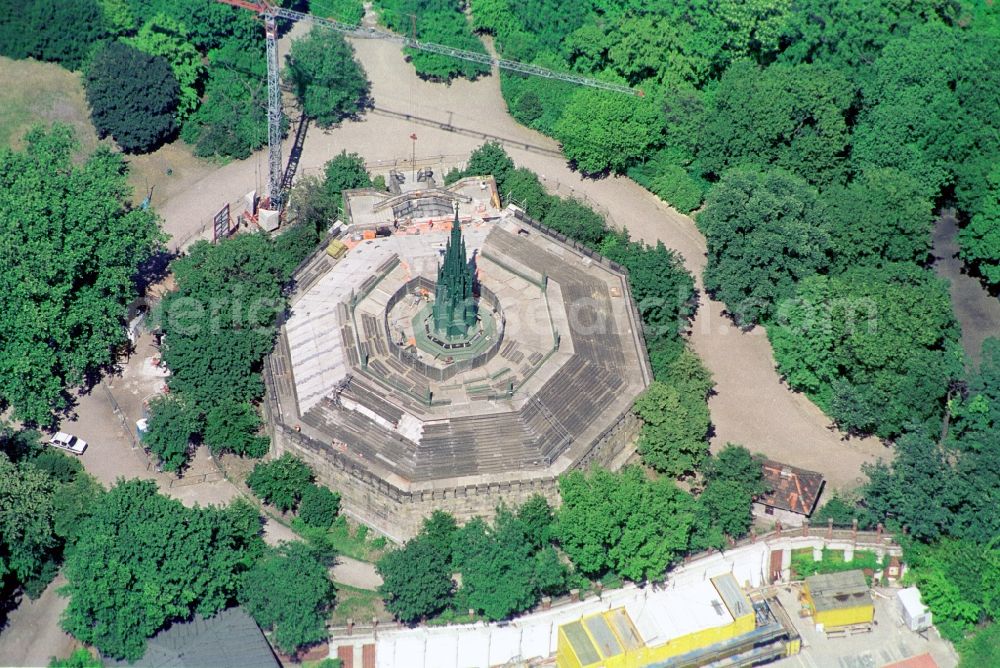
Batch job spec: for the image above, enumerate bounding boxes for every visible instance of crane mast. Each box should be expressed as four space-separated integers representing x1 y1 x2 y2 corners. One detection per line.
216 0 640 211
264 12 283 210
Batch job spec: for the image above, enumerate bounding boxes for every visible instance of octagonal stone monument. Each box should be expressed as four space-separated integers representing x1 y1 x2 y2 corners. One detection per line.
266 175 652 539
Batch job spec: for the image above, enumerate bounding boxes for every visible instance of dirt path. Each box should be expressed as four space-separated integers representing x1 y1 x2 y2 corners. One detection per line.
154 28 886 491
263 518 383 590
0 575 77 667
932 209 1000 366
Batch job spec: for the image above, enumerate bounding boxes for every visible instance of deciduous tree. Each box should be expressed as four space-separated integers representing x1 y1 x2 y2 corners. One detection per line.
85 41 179 153
819 168 935 272
298 484 341 529
697 168 828 327
61 480 263 660
181 41 271 160
0 126 162 425
554 89 664 174
377 511 458 623
697 61 854 186
556 467 695 581
958 166 1000 290
246 454 314 512
145 395 197 472
125 13 204 120
0 453 56 592
633 381 711 476
239 541 336 655
287 26 370 128
769 263 960 437
452 513 539 621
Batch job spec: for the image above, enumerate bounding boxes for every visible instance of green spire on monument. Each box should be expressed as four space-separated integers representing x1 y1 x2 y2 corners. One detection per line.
432 202 477 339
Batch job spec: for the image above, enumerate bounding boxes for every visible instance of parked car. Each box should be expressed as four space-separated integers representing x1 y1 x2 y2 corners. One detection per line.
48 431 87 455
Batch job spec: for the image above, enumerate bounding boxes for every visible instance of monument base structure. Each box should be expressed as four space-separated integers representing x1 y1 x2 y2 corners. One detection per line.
265 176 652 539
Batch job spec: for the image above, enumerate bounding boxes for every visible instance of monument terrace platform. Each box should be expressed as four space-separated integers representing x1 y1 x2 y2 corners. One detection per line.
266 177 651 537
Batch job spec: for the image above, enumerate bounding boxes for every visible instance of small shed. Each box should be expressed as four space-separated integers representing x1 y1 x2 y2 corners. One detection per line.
897 587 933 632
803 570 874 630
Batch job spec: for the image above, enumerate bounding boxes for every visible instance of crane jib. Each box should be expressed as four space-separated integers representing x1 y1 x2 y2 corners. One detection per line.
214 0 641 210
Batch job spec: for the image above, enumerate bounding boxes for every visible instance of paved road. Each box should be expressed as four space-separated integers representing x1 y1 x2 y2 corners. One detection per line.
153 24 885 490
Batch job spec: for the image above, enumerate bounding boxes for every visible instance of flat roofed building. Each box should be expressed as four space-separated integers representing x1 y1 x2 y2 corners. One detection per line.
557 574 758 668
803 570 874 630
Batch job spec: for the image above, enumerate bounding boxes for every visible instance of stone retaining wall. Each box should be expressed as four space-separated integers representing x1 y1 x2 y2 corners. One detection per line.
271 399 641 541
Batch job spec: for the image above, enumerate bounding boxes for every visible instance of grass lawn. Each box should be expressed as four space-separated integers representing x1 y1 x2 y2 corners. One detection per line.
791 547 881 580
293 515 391 563
330 583 392 624
0 56 98 153
0 55 213 209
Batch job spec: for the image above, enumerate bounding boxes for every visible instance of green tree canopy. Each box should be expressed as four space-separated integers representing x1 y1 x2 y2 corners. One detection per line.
0 452 56 590
542 198 608 246
958 166 1000 289
598 233 696 340
851 22 968 200
465 142 516 188
85 41 179 153
696 444 767 543
554 89 665 174
144 395 197 472
322 151 373 212
0 125 162 426
556 467 696 581
777 0 959 71
180 41 272 160
633 380 711 476
125 13 205 121
377 0 490 81
246 454 314 512
287 26 370 128
154 232 289 466
377 533 455 623
0 0 109 70
769 263 961 437
697 168 828 327
819 168 935 272
298 484 341 529
48 648 102 668
697 61 854 186
239 541 336 655
451 507 565 621
61 480 263 660
452 516 537 621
